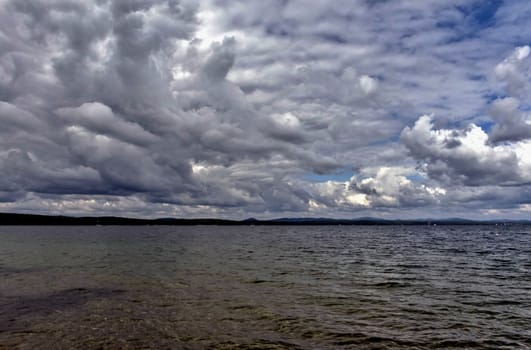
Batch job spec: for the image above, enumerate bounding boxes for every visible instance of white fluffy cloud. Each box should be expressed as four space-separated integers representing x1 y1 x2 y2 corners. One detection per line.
401 114 531 186
306 165 446 212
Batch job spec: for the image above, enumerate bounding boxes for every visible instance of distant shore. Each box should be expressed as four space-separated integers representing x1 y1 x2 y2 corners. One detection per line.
0 212 529 226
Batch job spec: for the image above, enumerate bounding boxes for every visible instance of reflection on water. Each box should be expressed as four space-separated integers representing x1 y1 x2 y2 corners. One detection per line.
0 225 530 349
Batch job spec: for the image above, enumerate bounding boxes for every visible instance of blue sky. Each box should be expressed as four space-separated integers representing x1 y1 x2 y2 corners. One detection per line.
0 0 530 219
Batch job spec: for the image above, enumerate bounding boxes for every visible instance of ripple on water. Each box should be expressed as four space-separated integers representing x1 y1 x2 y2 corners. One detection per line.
0 225 530 349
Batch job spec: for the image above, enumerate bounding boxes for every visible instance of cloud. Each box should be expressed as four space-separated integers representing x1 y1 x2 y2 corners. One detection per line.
401 114 531 186
1 0 531 218
486 45 531 143
401 46 531 189
0 0 342 214
494 45 530 98
349 166 446 207
260 112 308 144
488 97 531 143
0 101 44 132
306 166 446 212
55 102 157 146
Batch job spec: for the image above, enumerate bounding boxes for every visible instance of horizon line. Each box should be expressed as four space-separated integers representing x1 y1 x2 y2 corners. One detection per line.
0 212 529 226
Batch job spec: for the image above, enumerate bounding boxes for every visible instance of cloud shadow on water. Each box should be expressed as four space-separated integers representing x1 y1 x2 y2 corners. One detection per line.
0 287 126 332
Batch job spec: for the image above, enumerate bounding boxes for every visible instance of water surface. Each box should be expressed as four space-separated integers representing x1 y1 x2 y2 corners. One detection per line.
0 225 530 349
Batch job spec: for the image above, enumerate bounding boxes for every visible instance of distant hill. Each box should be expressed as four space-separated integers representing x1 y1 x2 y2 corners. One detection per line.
0 212 529 226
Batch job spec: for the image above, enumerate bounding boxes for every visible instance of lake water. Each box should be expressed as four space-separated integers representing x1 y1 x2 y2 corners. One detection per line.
0 225 530 349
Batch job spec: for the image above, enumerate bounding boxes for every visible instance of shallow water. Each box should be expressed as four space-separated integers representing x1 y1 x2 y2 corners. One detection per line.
0 225 530 349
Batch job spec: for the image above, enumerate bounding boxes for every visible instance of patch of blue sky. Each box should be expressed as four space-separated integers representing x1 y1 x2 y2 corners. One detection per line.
483 92 506 103
477 120 495 133
463 0 503 27
444 119 465 129
302 167 353 183
406 173 425 182
438 0 503 41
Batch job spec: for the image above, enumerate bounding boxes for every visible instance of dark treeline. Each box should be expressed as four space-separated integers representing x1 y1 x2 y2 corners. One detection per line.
0 213 529 226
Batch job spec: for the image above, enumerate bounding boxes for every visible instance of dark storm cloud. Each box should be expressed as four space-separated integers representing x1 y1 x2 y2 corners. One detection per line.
0 0 197 197
0 0 343 215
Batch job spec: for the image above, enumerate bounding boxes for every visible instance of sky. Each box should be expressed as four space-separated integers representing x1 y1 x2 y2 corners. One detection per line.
0 0 531 220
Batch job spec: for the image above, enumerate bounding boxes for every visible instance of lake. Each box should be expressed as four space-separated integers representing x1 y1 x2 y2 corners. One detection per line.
0 225 530 349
